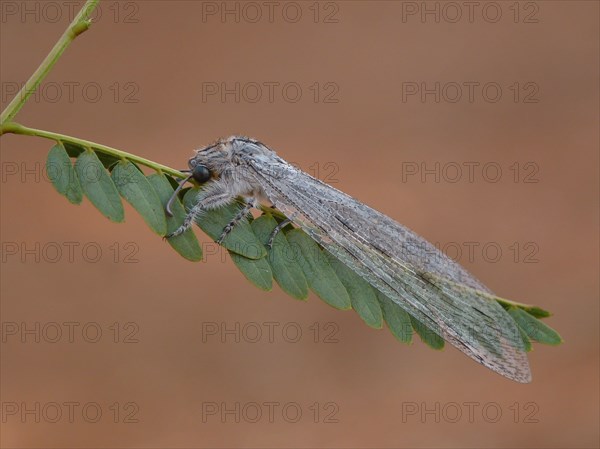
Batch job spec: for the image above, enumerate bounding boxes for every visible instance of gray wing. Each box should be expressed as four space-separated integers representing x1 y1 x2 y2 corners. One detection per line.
247 155 531 383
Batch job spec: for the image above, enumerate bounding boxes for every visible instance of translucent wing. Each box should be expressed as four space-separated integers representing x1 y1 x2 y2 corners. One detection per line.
247 154 531 382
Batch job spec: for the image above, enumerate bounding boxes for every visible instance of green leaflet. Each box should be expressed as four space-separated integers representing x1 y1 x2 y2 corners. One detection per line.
230 252 273 291
376 291 413 344
75 150 124 222
517 325 533 352
523 307 551 319
326 253 383 328
508 307 563 346
410 315 445 350
111 161 167 236
182 188 266 260
46 144 82 204
251 215 308 300
502 303 551 319
147 173 202 262
285 229 351 310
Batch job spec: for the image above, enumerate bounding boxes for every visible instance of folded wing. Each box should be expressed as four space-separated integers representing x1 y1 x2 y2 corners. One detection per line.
248 156 531 383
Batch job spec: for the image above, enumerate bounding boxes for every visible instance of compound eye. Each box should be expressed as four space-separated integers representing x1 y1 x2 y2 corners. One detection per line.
192 164 211 184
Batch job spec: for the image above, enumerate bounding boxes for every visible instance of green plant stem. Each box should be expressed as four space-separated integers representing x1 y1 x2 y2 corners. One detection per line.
0 0 100 125
2 122 188 179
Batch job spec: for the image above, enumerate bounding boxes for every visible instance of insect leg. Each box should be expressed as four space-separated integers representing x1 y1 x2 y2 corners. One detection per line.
216 198 258 245
266 213 297 249
165 190 235 239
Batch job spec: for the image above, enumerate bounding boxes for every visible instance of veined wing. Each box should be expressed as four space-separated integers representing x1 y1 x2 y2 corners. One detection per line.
247 155 531 383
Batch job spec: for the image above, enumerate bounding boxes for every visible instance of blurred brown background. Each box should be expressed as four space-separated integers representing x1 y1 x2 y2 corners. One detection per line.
1 1 598 447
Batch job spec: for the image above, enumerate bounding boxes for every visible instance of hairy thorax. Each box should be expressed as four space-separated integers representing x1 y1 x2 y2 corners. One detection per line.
190 135 274 202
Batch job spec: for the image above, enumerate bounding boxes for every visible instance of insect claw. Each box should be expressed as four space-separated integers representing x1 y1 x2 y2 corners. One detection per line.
214 230 227 245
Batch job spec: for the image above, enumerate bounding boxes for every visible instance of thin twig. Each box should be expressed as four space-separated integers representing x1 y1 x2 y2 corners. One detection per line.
0 0 100 126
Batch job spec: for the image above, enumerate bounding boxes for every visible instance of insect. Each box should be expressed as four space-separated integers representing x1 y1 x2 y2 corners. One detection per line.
166 136 531 383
